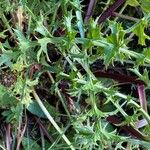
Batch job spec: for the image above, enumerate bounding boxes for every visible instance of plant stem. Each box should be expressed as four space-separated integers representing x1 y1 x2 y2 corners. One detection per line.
138 84 147 112
128 100 150 125
63 53 83 79
0 13 14 36
39 126 45 150
111 100 128 117
84 0 97 23
103 1 127 34
47 71 71 118
98 0 125 24
113 12 139 22
32 88 75 150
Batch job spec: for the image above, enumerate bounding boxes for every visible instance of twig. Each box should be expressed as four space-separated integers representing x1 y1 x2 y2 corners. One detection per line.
0 14 14 36
17 6 24 31
136 119 148 129
126 32 135 43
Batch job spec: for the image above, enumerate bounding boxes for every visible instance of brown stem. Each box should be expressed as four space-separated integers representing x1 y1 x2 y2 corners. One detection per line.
98 0 125 24
34 117 54 143
93 70 145 85
16 115 27 150
84 0 97 23
5 124 12 150
107 116 146 141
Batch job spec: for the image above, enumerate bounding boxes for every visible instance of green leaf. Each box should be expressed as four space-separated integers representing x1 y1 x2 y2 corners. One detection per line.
27 101 58 118
87 19 101 40
27 101 46 118
130 68 150 85
143 48 150 59
127 19 150 45
76 10 84 38
34 14 50 36
103 22 126 66
126 0 140 7
0 92 17 108
64 11 77 41
0 84 6 94
14 29 31 51
37 37 52 62
0 53 12 67
128 139 150 149
139 0 150 12
0 30 7 39
2 103 23 123
64 11 73 32
76 125 94 136
133 20 150 45
22 137 41 150
104 44 116 66
107 21 125 47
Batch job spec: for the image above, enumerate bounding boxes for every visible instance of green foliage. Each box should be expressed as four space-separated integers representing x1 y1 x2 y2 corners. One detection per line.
22 137 41 150
0 85 17 108
126 0 140 7
0 0 150 149
126 0 150 12
139 0 150 13
37 38 51 62
2 103 23 123
27 101 58 118
132 19 150 45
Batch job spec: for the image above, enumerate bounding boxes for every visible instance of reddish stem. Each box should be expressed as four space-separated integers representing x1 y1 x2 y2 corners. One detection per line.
59 82 75 112
5 124 12 150
98 0 125 24
84 0 97 23
107 116 146 140
138 84 147 112
93 70 145 85
35 117 54 143
136 119 148 129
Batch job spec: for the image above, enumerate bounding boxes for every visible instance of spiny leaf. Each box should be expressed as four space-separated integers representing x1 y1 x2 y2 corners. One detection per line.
14 29 31 51
127 18 150 45
34 14 50 36
37 37 52 62
87 19 101 40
